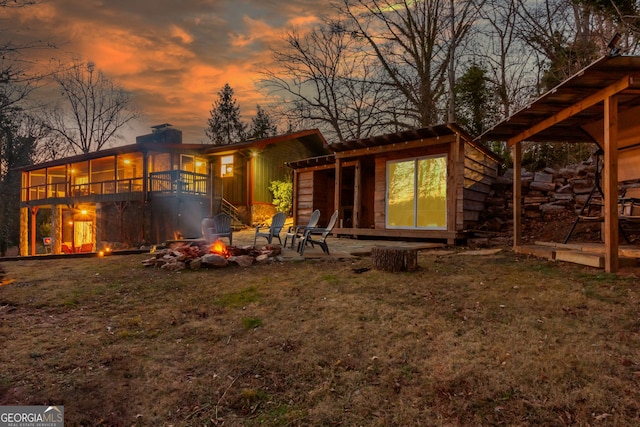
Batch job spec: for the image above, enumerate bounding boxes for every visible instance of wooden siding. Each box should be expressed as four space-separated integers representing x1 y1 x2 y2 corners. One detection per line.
218 157 246 205
313 170 335 225
374 156 387 230
291 130 499 243
295 171 315 221
254 139 322 203
463 144 499 228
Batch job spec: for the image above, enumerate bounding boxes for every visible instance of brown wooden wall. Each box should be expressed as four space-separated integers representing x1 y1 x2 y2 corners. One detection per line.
463 144 500 227
292 137 499 242
295 170 315 224
293 168 336 226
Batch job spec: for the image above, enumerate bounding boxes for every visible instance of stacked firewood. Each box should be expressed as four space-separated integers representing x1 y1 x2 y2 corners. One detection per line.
141 241 282 271
479 157 599 232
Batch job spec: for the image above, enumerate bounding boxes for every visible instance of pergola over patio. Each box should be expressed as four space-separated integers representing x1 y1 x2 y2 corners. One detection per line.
479 55 640 273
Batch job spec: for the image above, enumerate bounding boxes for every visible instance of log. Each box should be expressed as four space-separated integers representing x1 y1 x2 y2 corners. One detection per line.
371 246 418 272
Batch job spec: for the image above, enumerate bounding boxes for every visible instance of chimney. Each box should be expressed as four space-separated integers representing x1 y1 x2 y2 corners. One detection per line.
136 123 183 145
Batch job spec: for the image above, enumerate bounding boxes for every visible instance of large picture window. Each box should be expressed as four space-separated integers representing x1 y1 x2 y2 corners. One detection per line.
386 155 447 229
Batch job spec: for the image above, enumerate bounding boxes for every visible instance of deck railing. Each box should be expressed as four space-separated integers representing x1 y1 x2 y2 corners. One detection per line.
148 170 208 196
25 178 145 201
23 170 208 202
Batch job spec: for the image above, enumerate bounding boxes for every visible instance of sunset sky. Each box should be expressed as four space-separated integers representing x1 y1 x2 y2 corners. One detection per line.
4 0 330 143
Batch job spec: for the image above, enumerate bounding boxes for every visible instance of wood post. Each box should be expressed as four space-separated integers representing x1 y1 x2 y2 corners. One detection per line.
604 94 619 273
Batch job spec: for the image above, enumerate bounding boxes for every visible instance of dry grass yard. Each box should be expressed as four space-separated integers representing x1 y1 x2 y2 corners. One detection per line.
1 248 639 426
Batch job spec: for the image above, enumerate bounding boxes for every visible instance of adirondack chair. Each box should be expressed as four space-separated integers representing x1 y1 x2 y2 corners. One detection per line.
202 214 233 245
298 210 339 255
211 213 233 245
253 212 286 246
284 209 321 249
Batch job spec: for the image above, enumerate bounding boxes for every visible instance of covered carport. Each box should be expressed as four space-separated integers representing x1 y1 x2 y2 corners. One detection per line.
479 55 640 273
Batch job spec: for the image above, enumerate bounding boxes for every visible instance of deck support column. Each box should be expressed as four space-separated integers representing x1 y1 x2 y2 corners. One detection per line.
353 159 361 228
512 142 522 248
52 204 62 254
604 94 619 273
30 206 38 256
19 207 28 256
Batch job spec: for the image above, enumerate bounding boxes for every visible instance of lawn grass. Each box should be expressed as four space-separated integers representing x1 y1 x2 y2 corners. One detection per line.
0 249 639 426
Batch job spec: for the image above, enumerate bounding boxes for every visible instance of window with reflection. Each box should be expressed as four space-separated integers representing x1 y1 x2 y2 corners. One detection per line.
149 152 171 173
194 157 207 174
70 161 90 196
91 156 115 194
28 169 46 201
386 155 447 229
180 155 208 174
117 153 143 192
220 155 234 177
48 166 66 198
181 155 194 172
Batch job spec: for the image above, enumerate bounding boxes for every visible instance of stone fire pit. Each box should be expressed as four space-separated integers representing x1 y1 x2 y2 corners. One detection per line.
141 240 283 271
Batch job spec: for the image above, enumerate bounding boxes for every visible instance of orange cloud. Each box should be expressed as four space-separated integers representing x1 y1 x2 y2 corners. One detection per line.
169 25 194 44
4 0 331 143
230 16 282 48
287 15 322 29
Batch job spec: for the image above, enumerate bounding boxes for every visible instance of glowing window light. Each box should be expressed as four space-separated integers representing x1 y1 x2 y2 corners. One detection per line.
220 155 233 177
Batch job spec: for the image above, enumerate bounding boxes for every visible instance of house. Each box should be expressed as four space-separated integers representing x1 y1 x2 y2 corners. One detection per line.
479 54 640 273
287 124 501 244
202 130 327 225
18 125 327 256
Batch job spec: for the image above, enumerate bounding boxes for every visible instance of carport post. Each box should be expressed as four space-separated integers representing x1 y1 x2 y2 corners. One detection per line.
512 142 522 248
603 94 619 273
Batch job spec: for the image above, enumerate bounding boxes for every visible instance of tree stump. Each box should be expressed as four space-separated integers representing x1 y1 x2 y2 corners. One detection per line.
371 246 418 272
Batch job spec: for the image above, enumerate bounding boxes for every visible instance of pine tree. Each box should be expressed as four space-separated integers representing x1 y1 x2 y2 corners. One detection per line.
205 84 247 145
248 105 277 139
454 63 498 136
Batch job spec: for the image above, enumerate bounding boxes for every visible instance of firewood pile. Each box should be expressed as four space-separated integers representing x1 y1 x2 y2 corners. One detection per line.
479 157 600 232
141 240 283 271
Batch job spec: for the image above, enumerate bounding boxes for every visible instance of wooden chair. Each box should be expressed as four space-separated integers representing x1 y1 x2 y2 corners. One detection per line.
211 213 233 245
253 212 286 246
284 209 320 249
298 210 339 255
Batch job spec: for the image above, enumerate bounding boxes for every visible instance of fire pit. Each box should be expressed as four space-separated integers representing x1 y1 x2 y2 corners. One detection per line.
141 239 282 271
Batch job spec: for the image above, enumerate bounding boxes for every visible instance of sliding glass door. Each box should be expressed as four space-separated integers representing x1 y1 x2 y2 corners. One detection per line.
386 155 447 229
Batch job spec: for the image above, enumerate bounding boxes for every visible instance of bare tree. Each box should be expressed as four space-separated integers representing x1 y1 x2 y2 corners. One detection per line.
46 61 140 154
261 20 392 142
515 0 613 91
574 0 640 46
337 0 483 128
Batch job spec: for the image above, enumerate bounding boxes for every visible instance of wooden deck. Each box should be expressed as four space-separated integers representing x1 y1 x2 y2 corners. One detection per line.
516 242 640 269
